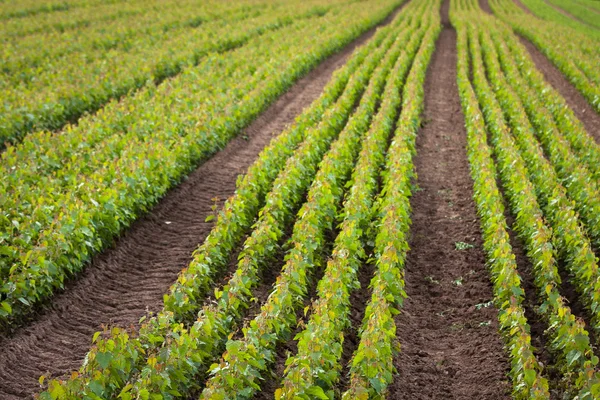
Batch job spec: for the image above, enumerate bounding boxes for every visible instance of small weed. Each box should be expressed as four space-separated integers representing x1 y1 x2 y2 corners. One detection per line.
455 241 474 250
475 300 493 310
478 320 492 327
453 276 464 286
425 275 440 285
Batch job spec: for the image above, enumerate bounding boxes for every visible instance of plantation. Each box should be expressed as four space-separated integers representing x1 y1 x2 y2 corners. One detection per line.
0 0 599 398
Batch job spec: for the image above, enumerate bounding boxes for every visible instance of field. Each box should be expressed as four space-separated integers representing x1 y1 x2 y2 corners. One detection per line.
1 0 599 398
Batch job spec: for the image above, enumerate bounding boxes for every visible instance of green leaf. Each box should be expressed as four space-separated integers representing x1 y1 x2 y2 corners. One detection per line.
306 386 329 399
96 351 113 369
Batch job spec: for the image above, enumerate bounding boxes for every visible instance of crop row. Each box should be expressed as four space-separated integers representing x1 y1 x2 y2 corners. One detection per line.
489 0 600 113
487 26 600 249
516 0 600 35
545 0 600 29
198 7 422 396
462 8 600 397
0 0 345 145
39 3 410 398
0 0 403 327
475 19 600 334
275 2 436 397
341 13 440 399
0 0 255 40
453 5 550 398
1 0 251 60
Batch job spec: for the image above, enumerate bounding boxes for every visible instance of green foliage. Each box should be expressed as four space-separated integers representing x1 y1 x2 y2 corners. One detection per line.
464 10 600 396
34 1 406 398
451 3 550 397
342 9 441 398
200 11 410 398
0 1 341 146
275 4 435 396
489 0 600 113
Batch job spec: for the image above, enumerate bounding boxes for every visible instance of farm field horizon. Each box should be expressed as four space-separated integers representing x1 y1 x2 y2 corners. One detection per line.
1 0 599 398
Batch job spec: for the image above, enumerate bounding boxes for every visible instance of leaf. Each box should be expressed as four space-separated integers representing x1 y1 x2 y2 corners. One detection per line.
1 302 12 315
306 386 329 399
523 368 536 387
96 352 112 369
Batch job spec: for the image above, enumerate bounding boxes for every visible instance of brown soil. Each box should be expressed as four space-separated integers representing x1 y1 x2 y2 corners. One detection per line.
337 259 375 390
479 0 494 13
516 37 600 143
387 1 512 398
501 210 561 398
253 226 340 399
0 14 399 398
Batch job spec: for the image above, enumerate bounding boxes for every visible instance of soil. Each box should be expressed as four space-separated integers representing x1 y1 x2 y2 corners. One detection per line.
0 12 399 398
337 259 375 390
387 1 512 398
501 210 561 398
479 0 494 13
253 225 342 399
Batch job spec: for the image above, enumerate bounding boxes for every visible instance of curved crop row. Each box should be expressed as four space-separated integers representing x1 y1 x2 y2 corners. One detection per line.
340 16 440 399
0 0 404 328
517 0 600 36
1 0 256 69
0 1 341 146
492 26 600 182
465 14 600 397
489 0 600 113
126 15 409 400
452 5 550 398
546 0 600 29
481 27 600 248
38 5 409 399
0 14 316 322
275 3 435 397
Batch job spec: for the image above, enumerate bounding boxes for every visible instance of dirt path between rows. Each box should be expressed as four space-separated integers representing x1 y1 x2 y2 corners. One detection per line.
480 0 600 142
388 1 511 398
0 8 405 397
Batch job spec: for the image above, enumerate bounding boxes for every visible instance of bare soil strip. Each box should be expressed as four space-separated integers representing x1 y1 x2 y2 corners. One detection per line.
388 2 511 398
0 11 403 397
